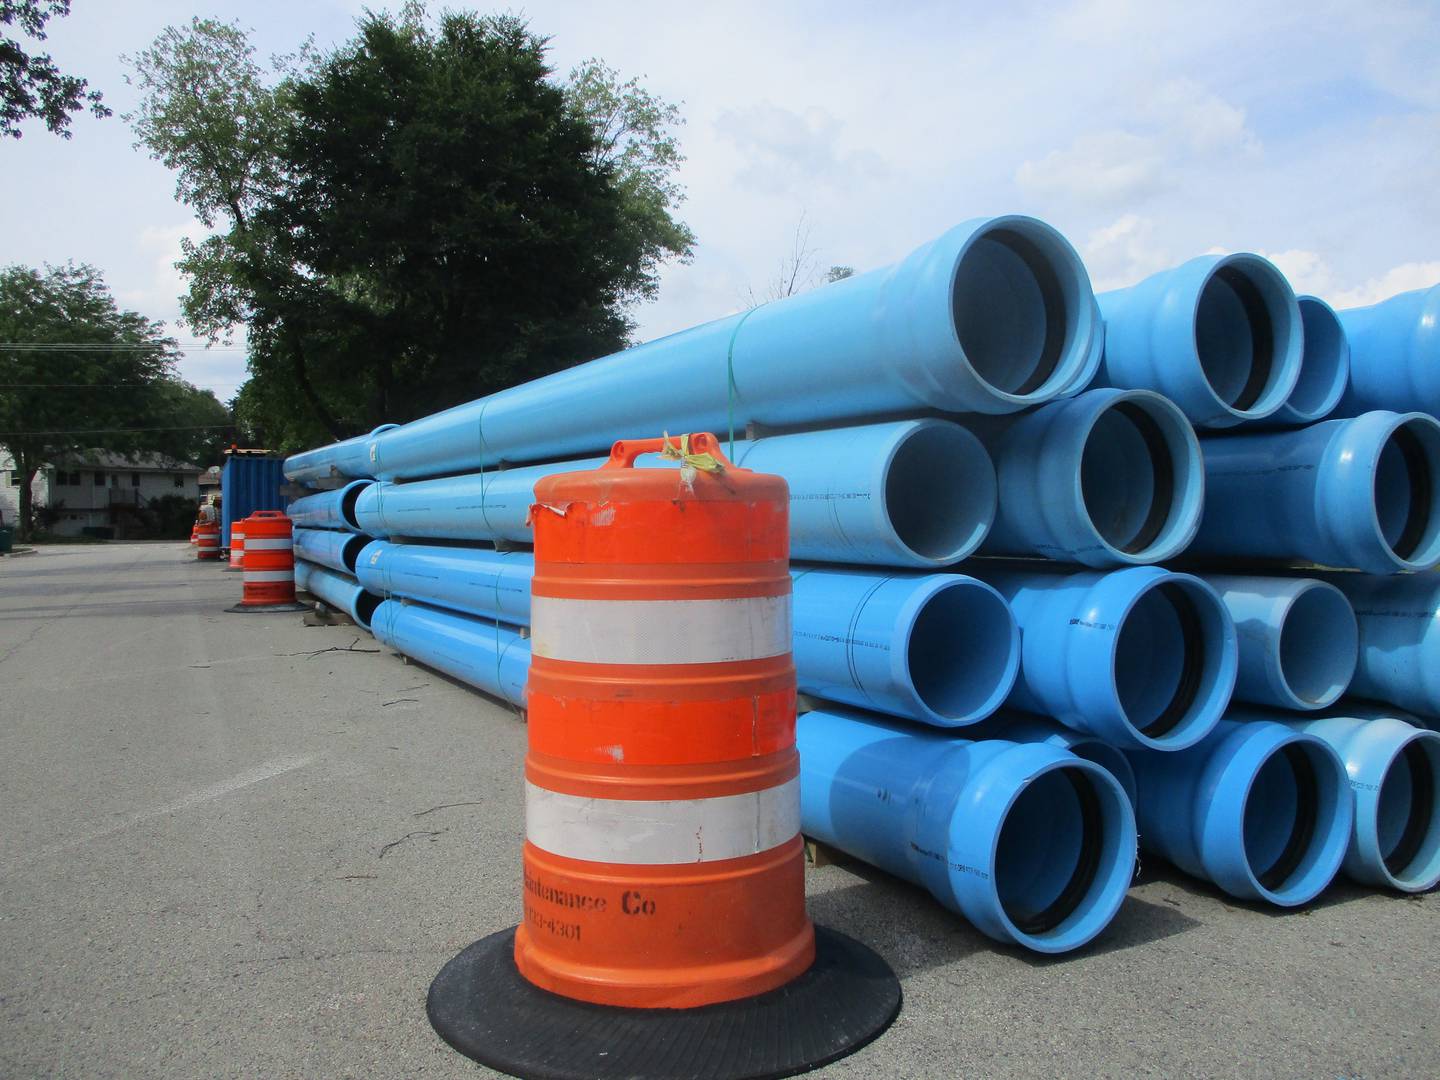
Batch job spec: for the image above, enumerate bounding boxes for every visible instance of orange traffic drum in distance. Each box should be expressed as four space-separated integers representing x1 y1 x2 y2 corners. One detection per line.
227 510 305 612
227 525 245 571
195 520 220 560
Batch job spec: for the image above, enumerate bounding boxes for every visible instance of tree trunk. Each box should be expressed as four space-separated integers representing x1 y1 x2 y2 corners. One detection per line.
15 451 36 542
283 321 346 440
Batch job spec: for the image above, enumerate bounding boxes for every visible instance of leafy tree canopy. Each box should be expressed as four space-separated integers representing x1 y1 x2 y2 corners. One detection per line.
0 263 231 537
1 0 110 138
125 4 695 451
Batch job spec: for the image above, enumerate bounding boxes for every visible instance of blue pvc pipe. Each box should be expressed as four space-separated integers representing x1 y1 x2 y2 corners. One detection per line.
354 541 532 626
285 480 372 532
1191 411 1440 574
286 425 398 487
370 598 528 708
1126 717 1352 906
796 706 1136 954
961 711 1138 808
975 565 1237 751
1255 296 1350 426
293 560 382 629
354 419 997 568
1096 253 1303 427
293 527 372 575
353 463 543 545
1319 572 1440 718
286 216 1100 482
791 567 1018 727
353 542 1019 729
1337 284 1440 417
972 388 1204 566
729 420 995 566
1202 575 1357 711
1282 711 1440 893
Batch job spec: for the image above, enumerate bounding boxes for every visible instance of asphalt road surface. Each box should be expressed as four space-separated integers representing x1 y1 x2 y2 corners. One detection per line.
2 543 1436 1078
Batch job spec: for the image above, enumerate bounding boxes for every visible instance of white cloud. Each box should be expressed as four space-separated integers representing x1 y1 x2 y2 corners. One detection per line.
714 103 887 195
1080 214 1175 292
1144 78 1261 156
1331 261 1440 308
1016 78 1259 210
1017 132 1170 208
114 222 203 330
1253 249 1337 298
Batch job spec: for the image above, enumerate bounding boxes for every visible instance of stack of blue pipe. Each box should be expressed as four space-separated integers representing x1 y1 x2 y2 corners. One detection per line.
281 215 1440 955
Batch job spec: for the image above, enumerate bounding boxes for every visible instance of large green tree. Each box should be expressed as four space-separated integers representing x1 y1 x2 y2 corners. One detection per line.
2 1 110 138
125 5 694 451
0 264 229 538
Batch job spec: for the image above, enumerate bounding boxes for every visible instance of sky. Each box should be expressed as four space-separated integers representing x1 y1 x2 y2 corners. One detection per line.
3 0 1438 405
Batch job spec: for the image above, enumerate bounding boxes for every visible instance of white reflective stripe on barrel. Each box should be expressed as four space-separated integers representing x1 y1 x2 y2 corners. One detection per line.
524 777 800 865
244 538 293 551
243 570 294 582
529 595 790 664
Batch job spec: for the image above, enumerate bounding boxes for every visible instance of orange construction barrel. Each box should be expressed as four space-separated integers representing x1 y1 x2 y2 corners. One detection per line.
194 520 220 560
226 525 245 572
426 433 899 1080
226 510 306 612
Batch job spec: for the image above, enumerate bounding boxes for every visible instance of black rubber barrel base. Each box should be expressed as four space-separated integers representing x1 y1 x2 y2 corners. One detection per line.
224 601 310 613
427 925 901 1080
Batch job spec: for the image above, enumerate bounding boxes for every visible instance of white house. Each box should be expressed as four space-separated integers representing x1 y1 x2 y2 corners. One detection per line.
1 450 203 537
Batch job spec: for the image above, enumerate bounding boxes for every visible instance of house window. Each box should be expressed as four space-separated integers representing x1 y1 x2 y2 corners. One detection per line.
130 473 141 487
7 472 19 487
94 471 105 485
173 476 184 488
70 471 81 486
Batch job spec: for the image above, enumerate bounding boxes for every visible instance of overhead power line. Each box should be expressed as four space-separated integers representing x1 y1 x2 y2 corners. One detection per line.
0 382 240 389
0 424 235 437
0 342 248 350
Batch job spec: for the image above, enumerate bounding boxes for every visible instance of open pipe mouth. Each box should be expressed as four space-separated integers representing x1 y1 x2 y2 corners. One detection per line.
340 533 372 575
1277 584 1357 707
1079 395 1200 561
991 762 1133 947
1194 257 1297 417
884 423 996 563
951 223 1082 402
1374 418 1440 567
1235 734 1349 903
1284 297 1349 422
1056 739 1138 810
1249 744 1320 892
354 590 381 630
903 578 1018 724
339 480 372 531
1114 579 1229 744
1378 735 1440 887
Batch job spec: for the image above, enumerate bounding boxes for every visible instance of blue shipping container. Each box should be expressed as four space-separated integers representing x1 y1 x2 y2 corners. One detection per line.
221 454 287 547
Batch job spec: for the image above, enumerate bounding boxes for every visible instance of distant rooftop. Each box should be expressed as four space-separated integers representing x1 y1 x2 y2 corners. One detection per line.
50 450 204 473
